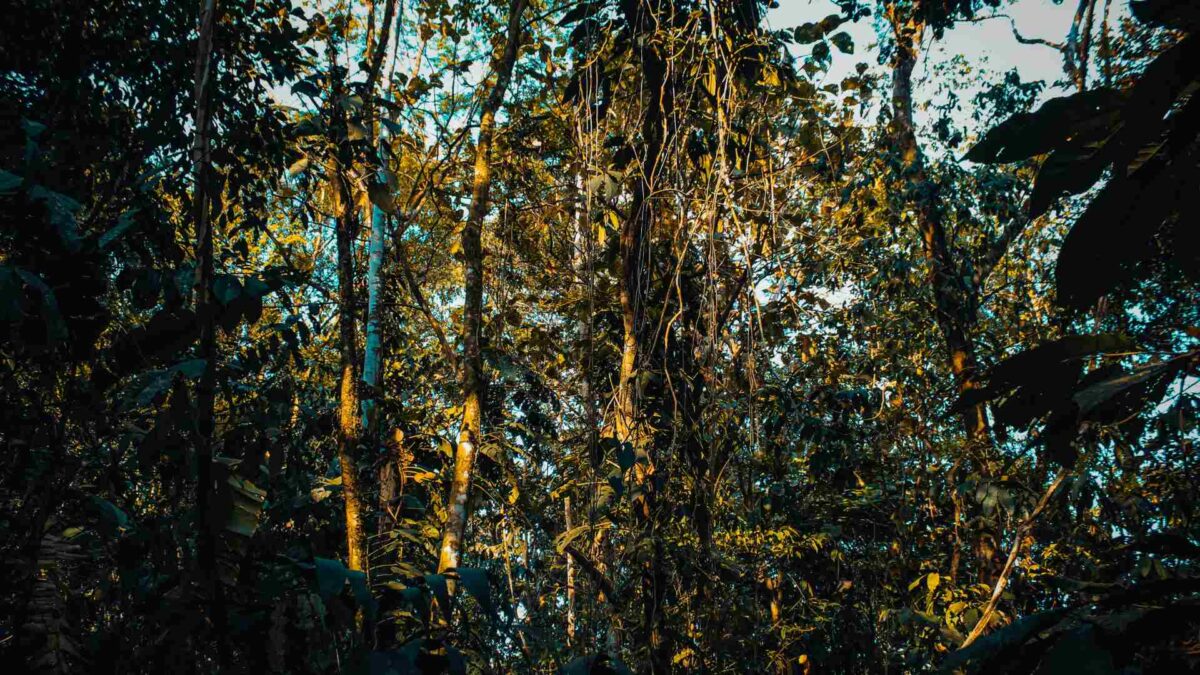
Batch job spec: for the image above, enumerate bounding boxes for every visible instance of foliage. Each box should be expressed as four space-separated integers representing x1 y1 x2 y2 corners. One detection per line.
1 0 1198 673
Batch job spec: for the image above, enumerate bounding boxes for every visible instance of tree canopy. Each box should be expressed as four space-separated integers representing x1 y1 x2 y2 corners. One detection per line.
1 0 1198 672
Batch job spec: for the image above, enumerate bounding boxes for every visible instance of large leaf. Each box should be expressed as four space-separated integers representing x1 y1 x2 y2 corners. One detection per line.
126 358 207 409
223 473 266 537
1132 0 1200 28
455 567 495 616
89 496 131 533
985 334 1132 392
556 524 592 554
0 169 22 194
1074 354 1191 420
315 557 351 599
98 209 140 250
28 185 82 252
965 89 1125 164
1053 143 1195 310
829 31 854 54
14 268 67 346
424 573 451 624
792 14 844 44
347 569 377 619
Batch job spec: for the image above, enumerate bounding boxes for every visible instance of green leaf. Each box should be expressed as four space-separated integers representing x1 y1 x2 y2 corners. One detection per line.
223 474 266 537
15 268 67 345
616 443 636 472
829 32 854 54
559 0 602 26
28 185 82 252
0 170 22 194
0 266 22 322
447 644 466 675
794 15 843 44
347 569 377 619
555 524 591 554
812 41 831 66
314 557 350 599
1074 357 1187 419
21 118 47 139
213 274 243 306
89 496 130 532
1038 625 1117 674
425 573 451 623
985 334 1134 392
939 608 1068 673
455 567 495 616
294 117 324 138
99 209 140 250
291 80 322 99
965 87 1124 163
1132 0 1200 29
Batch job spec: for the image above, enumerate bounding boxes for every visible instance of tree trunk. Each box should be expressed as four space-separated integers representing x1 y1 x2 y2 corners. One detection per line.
1068 0 1099 91
437 0 528 578
327 35 369 575
565 496 577 646
618 1 670 669
190 0 229 665
890 17 999 585
889 22 988 443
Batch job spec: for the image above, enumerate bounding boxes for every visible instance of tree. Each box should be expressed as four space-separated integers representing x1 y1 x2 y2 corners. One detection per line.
437 0 530 580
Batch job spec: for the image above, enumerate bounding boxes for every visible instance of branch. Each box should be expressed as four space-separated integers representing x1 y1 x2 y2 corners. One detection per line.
563 544 619 609
395 232 459 372
963 14 1065 51
959 469 1069 648
975 215 1030 287
363 0 398 101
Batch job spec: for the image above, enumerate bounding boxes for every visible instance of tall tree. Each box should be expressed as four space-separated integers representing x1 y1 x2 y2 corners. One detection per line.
326 23 369 574
437 0 529 577
189 0 229 663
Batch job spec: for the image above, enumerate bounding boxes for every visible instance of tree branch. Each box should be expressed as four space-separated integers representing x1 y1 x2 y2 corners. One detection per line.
563 544 619 609
959 469 1069 648
395 230 459 372
963 14 1065 51
975 215 1030 287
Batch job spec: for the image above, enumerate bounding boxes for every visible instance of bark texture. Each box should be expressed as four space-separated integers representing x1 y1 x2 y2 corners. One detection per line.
437 0 528 578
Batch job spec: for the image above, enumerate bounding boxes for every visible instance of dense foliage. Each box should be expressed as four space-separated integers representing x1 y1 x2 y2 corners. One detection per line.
1 0 1197 672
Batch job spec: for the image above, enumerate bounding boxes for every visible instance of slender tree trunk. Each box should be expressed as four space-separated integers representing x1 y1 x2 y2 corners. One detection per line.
335 205 368 574
889 23 987 443
437 0 528 577
890 17 1000 585
361 196 386 422
569 172 593 650
618 1 670 669
565 496 576 646
190 0 229 665
327 36 368 575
